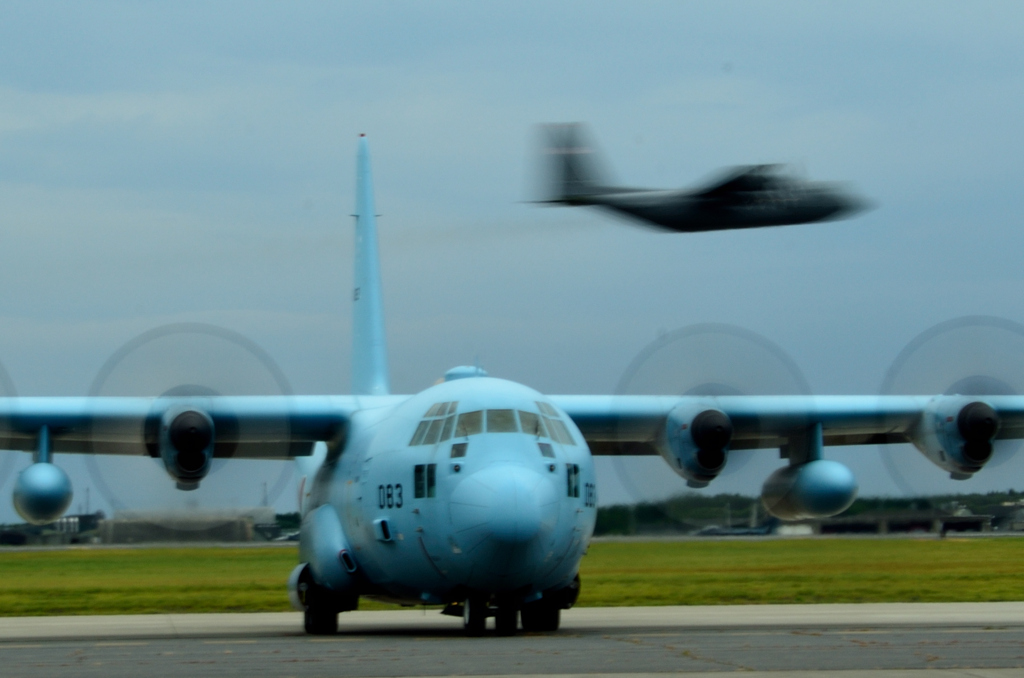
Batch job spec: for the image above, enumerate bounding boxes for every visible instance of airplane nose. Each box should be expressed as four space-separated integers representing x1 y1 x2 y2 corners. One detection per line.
450 465 555 546
831 189 873 217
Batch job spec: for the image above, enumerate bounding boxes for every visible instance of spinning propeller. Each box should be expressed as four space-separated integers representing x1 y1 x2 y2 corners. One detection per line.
83 323 295 532
879 316 1024 497
609 323 811 507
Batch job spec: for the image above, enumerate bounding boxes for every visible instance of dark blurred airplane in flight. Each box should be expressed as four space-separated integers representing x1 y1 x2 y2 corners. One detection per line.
538 123 867 232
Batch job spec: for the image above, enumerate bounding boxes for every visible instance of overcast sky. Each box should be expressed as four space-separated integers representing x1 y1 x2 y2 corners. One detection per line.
1 2 1024 520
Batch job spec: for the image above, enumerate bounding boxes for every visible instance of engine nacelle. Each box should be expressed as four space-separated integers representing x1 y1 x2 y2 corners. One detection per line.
761 460 857 520
160 408 215 490
13 462 73 525
911 398 999 478
296 504 359 599
660 405 733 487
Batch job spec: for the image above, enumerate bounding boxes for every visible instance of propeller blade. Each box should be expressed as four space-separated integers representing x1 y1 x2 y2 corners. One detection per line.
83 323 295 533
607 323 810 511
879 316 1024 496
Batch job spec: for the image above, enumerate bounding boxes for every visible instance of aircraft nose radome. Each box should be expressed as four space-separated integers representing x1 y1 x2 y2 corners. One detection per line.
829 189 872 218
450 465 556 547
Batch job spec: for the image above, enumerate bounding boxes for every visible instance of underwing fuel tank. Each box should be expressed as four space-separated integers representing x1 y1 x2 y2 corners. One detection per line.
13 462 73 525
760 460 857 520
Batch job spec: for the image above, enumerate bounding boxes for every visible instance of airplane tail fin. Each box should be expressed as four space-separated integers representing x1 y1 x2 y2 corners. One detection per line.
538 123 613 203
351 135 390 396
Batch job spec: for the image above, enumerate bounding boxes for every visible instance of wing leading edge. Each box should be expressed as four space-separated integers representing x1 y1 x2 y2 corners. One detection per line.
553 393 1024 517
553 394 1024 453
0 395 403 459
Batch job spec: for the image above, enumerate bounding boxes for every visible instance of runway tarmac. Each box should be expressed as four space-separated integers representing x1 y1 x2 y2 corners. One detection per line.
2 604 1023 677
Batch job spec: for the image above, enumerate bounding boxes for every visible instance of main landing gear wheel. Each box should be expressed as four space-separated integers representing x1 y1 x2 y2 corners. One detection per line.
463 596 487 637
494 604 518 636
520 599 560 632
304 603 338 635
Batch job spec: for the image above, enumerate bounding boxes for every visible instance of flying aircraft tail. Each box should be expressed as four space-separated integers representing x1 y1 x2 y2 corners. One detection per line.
539 123 614 203
351 135 391 396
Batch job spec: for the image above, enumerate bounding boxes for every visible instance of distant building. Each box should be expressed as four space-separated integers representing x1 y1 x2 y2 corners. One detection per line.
98 508 278 544
978 500 1024 531
801 509 992 535
0 511 105 546
0 508 287 546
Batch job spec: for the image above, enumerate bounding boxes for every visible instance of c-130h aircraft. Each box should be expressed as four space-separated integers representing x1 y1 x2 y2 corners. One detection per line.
6 136 1019 636
539 123 866 231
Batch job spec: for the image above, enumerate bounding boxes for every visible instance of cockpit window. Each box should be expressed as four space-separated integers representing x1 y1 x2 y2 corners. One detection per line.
409 420 430 446
412 404 573 445
542 416 560 443
536 401 559 417
415 464 437 498
423 418 444 445
486 409 518 433
538 442 555 458
518 411 547 438
425 401 458 418
455 410 483 437
545 416 577 446
535 402 577 443
439 415 455 442
411 402 461 445
566 463 580 497
451 442 468 458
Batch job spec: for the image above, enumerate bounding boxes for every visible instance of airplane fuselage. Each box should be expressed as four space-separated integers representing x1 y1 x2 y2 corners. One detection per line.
301 376 596 608
571 185 858 232
541 124 866 234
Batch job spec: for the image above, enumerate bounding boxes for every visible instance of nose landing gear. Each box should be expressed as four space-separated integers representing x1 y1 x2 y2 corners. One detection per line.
460 598 565 635
461 595 519 636
458 576 579 636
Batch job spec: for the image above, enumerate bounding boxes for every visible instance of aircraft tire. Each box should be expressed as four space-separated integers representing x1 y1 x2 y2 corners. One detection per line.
520 600 560 632
494 605 518 636
463 596 487 637
304 604 338 635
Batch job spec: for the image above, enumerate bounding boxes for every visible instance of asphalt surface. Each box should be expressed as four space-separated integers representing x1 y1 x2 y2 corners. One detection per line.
2 604 1024 677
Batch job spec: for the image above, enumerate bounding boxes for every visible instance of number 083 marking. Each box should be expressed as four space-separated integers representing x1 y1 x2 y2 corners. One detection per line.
377 484 403 509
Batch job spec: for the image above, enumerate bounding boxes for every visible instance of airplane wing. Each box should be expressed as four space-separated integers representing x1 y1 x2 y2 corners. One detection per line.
552 393 1024 462
3 393 400 524
0 395 401 459
553 393 1022 515
691 165 786 202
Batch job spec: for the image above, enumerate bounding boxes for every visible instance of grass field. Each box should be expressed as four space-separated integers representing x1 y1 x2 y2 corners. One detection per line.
582 538 1024 606
1 538 1023 616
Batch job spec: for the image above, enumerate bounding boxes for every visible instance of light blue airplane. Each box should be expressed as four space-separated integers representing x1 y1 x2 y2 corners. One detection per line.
5 136 1017 636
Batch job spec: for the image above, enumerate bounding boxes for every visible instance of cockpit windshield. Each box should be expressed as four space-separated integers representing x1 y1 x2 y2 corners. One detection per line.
486 409 517 432
409 402 576 446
